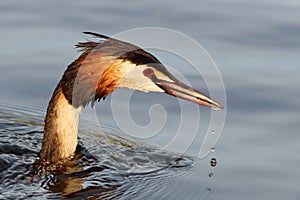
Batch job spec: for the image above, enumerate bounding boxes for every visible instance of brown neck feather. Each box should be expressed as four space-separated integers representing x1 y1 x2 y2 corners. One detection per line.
39 36 145 164
39 52 120 164
40 84 82 164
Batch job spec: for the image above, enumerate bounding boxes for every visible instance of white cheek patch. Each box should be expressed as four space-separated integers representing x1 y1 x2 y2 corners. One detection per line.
154 71 175 83
116 64 164 92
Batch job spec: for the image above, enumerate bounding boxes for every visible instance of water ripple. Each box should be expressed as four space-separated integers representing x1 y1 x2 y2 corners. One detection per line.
0 103 194 199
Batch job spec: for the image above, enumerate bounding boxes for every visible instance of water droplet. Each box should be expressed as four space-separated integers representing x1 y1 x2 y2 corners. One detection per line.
210 158 217 167
208 172 213 177
211 130 216 134
210 147 215 152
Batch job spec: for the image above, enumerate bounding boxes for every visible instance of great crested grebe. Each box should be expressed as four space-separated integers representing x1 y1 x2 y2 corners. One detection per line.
39 32 223 165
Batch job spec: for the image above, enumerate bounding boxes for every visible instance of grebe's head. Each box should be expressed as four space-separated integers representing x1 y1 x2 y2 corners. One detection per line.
61 32 223 109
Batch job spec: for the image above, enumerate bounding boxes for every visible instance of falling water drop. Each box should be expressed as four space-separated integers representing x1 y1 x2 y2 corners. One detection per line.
211 130 216 134
210 147 215 153
208 172 213 177
210 158 217 167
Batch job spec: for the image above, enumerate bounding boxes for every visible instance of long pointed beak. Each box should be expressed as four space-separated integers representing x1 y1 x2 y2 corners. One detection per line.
154 78 223 110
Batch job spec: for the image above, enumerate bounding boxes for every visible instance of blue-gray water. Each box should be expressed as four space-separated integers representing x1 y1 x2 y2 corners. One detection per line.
1 0 300 199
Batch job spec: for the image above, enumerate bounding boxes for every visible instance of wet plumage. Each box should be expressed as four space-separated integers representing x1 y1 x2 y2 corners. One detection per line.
39 32 223 165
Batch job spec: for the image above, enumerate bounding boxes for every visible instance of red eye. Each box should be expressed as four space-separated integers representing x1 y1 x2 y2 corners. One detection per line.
143 68 154 77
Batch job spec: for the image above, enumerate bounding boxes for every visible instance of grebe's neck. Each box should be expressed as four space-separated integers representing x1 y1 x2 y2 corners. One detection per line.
40 84 82 164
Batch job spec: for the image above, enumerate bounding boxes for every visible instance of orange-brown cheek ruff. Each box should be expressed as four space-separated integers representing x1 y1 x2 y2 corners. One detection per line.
95 63 123 101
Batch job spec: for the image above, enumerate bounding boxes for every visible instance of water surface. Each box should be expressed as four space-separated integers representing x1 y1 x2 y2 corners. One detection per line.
1 0 300 199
